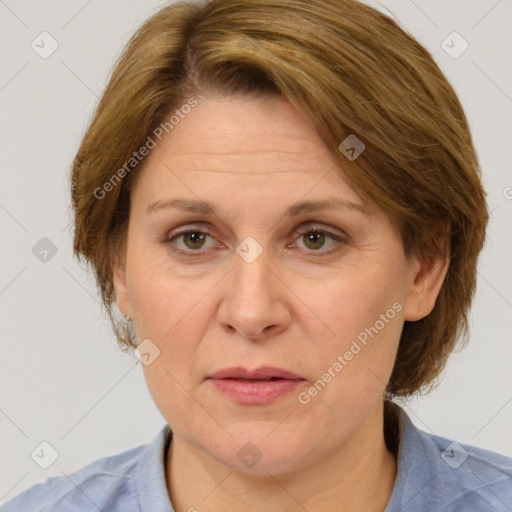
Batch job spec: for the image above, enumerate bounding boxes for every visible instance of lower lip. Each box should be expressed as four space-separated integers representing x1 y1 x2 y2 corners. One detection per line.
208 378 305 404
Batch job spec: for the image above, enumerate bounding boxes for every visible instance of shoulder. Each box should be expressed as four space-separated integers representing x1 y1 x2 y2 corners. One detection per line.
392 405 512 512
422 428 512 510
1 442 146 512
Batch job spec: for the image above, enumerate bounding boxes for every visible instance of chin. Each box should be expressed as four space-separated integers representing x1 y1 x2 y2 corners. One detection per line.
208 425 312 475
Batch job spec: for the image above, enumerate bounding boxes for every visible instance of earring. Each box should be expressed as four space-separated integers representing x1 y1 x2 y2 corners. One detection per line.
126 315 131 322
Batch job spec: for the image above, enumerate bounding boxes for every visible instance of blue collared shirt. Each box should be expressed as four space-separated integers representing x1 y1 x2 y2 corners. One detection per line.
2 405 511 511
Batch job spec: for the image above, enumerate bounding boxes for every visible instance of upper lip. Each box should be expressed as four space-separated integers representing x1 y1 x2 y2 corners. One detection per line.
208 366 304 380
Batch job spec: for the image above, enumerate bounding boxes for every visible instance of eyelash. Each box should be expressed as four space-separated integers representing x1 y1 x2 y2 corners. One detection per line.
163 224 348 257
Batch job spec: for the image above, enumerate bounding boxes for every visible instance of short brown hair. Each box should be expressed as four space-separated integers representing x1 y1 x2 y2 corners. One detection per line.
70 0 488 399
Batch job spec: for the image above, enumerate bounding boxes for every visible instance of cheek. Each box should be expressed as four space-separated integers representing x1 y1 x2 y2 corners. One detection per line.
126 241 215 337
298 264 404 346
126 247 223 381
294 264 405 404
130 268 219 424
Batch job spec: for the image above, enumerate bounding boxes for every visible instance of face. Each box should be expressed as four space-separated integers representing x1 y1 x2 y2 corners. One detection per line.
114 94 445 474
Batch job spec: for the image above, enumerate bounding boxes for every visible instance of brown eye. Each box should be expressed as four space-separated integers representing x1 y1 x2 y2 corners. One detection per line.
293 226 347 255
302 231 327 250
181 231 208 250
165 228 218 255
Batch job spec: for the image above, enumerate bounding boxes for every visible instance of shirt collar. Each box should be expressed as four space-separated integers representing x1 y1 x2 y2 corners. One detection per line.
137 424 174 512
384 405 439 510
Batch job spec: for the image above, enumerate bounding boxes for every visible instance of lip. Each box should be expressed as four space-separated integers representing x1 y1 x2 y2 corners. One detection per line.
208 366 303 380
207 366 306 405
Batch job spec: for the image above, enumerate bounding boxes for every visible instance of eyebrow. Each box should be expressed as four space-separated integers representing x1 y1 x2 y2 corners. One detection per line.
145 197 371 218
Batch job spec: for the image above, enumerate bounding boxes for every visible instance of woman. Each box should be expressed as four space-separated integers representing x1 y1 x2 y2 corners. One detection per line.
3 0 511 511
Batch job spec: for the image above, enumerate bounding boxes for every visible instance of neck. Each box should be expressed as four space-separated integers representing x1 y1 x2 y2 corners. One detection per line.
165 400 398 512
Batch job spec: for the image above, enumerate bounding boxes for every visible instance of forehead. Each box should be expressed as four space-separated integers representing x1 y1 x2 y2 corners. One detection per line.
132 95 366 209
150 94 339 171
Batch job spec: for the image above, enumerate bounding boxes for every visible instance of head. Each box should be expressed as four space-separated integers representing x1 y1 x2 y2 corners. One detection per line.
71 0 488 473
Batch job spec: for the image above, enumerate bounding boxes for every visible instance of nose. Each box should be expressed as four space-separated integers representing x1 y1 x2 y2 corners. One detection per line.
217 248 292 341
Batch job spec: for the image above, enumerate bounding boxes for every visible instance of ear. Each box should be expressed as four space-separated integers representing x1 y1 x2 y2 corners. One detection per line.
112 242 132 319
403 241 450 322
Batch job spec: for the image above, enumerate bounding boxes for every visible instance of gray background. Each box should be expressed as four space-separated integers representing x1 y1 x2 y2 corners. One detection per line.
1 0 511 503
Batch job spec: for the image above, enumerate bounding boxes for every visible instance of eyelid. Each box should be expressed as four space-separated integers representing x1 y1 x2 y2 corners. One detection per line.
293 222 349 240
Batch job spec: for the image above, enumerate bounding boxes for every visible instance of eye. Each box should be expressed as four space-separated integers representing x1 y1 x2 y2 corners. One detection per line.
291 225 348 255
165 227 219 254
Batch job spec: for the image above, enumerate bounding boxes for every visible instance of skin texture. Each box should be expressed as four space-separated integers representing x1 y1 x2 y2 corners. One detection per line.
114 94 449 512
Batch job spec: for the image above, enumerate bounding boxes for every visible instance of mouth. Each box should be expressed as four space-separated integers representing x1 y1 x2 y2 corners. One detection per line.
207 366 306 405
